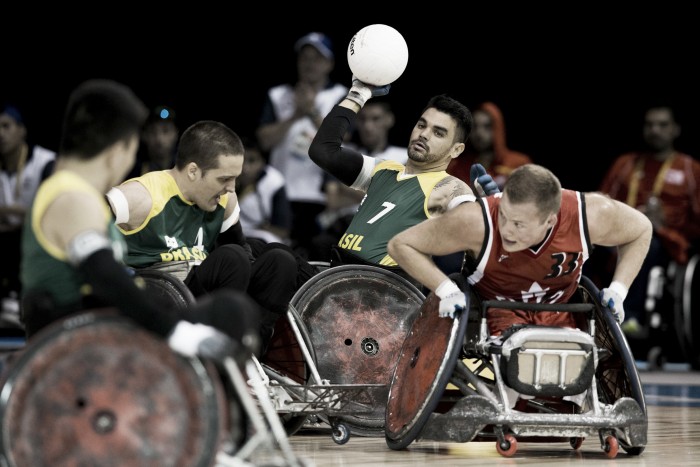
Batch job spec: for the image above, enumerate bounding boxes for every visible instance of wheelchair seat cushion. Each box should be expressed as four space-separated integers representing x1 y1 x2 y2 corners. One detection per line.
499 326 596 397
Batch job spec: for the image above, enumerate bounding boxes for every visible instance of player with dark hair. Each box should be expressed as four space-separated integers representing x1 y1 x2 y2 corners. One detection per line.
309 78 497 275
107 120 299 353
21 79 259 360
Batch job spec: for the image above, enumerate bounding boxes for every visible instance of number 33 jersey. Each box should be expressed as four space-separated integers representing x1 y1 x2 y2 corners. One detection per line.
466 189 592 305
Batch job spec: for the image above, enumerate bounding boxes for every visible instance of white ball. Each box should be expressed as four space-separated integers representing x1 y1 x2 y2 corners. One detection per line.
347 24 409 86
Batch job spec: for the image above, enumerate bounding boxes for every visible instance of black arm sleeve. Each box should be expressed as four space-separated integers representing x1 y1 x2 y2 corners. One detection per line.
216 220 256 261
216 219 246 246
308 105 366 186
78 249 180 337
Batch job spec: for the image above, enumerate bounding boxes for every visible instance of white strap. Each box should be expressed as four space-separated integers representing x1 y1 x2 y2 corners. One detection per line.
349 155 375 192
221 203 240 232
447 194 477 210
67 230 112 266
106 187 130 225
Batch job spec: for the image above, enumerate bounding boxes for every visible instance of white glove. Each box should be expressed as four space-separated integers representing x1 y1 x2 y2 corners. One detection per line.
168 320 236 362
599 281 628 324
346 77 391 108
435 279 466 319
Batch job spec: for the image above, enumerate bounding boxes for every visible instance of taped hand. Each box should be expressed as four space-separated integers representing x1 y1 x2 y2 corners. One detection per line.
346 76 391 107
168 321 238 363
599 281 628 324
469 163 499 196
435 279 466 319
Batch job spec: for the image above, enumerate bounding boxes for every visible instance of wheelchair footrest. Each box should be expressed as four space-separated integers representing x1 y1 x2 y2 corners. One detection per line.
505 397 647 445
418 395 499 443
418 395 647 447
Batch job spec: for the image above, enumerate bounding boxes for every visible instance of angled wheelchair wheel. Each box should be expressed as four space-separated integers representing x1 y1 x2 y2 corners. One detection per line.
579 276 647 455
261 304 317 435
385 283 470 450
674 254 700 370
292 264 424 437
133 268 196 312
0 310 226 467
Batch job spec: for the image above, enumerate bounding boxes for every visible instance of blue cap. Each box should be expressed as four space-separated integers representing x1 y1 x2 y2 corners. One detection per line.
0 104 24 125
294 32 334 60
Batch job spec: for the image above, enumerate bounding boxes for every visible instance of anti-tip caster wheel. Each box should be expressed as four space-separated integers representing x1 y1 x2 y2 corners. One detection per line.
603 435 619 458
331 422 351 445
570 437 585 450
496 433 518 457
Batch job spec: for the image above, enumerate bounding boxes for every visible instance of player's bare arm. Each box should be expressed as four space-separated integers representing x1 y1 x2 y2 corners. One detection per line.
42 192 107 254
427 176 473 216
389 201 485 291
585 192 653 287
110 181 153 231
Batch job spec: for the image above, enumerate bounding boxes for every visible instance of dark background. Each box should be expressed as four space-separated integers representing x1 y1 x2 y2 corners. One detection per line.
4 12 697 192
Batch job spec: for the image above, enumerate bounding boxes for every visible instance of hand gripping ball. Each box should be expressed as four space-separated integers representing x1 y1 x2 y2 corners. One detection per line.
347 24 409 86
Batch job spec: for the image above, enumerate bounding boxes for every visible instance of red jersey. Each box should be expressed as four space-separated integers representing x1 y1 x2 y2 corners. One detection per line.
599 152 700 264
466 190 592 335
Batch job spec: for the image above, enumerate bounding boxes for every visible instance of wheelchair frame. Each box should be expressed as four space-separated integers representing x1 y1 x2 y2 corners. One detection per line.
136 265 397 446
385 275 648 459
258 263 424 444
0 308 308 467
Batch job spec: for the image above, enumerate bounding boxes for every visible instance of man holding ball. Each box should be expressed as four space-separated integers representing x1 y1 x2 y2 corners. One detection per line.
308 43 497 276
346 24 409 87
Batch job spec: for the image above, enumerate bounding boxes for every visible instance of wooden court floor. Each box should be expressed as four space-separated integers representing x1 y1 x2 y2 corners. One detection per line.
1 330 697 467
284 369 700 467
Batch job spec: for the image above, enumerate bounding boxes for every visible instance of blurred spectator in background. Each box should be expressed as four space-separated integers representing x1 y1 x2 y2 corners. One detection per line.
594 105 700 335
256 32 348 258
236 137 291 245
0 104 55 321
124 105 178 180
350 100 407 164
447 101 532 190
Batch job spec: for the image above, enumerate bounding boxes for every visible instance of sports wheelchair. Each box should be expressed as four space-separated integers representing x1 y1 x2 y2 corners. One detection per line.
0 270 309 467
91 265 420 446
634 251 700 370
385 274 648 459
265 263 425 443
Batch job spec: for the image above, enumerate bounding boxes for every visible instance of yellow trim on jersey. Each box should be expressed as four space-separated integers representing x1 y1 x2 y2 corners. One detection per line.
371 159 403 177
371 160 449 220
417 171 448 218
118 171 229 235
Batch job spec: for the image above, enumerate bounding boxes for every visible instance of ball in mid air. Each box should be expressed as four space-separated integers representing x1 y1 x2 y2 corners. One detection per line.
347 24 409 86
